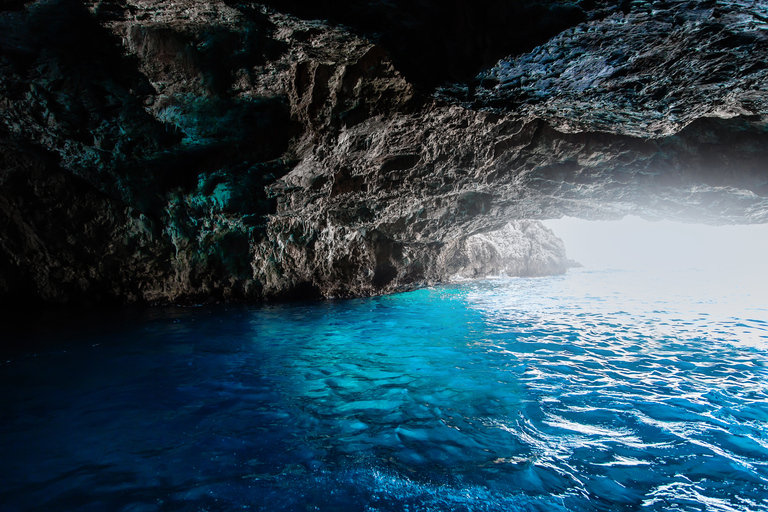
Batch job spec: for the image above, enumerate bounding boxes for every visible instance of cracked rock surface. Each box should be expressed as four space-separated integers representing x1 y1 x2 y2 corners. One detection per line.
1 0 767 304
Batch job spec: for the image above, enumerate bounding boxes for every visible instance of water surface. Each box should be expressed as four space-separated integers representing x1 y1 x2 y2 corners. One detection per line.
2 269 767 511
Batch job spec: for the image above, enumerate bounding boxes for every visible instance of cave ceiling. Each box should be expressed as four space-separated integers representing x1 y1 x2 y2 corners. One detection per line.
1 0 767 303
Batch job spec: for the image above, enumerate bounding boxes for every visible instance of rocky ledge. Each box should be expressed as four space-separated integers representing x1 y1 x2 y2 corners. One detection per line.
1 0 766 304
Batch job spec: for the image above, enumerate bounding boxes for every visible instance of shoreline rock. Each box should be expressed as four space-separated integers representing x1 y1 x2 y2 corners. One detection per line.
1 0 766 305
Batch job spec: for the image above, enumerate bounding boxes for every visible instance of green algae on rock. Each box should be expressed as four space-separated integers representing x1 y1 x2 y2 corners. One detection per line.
1 0 767 304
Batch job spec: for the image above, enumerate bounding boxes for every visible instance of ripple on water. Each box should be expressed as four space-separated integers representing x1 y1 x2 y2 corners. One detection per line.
1 269 767 511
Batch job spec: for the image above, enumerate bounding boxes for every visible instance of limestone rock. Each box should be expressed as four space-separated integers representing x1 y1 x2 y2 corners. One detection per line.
1 0 767 304
443 221 578 280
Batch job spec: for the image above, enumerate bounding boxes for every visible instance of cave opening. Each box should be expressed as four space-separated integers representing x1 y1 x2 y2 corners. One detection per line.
539 215 768 347
543 215 768 272
3 0 768 508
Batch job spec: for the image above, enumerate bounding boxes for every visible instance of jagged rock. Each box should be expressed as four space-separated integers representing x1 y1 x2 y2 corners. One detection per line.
464 0 768 138
1 0 767 304
442 221 579 280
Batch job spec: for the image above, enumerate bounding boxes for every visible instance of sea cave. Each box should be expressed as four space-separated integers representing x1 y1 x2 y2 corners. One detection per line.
1 0 767 510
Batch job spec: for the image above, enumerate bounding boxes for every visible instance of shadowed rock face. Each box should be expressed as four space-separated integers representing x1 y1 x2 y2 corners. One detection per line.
256 0 595 87
1 0 767 304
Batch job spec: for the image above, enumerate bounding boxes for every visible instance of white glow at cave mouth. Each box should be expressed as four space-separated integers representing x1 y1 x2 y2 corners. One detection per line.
542 216 768 335
543 215 768 272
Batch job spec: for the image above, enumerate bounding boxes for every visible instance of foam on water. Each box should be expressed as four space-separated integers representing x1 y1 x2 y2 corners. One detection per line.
1 268 767 511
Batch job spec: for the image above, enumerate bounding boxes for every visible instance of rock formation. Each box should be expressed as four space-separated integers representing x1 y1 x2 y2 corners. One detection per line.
1 0 766 304
443 221 578 280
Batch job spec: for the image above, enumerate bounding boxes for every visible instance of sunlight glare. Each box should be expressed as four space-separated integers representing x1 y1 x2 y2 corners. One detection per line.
543 215 768 272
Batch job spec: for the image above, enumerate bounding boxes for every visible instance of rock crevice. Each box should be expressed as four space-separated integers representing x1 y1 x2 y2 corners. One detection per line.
1 0 767 304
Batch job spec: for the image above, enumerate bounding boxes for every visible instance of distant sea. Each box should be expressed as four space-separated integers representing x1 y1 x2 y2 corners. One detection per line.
2 267 767 511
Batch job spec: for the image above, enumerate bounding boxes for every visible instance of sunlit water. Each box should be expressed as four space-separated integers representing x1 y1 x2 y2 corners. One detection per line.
2 268 768 511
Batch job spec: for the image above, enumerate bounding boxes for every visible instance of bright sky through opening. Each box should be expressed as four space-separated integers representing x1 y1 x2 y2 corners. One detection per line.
541 216 768 337
543 215 768 272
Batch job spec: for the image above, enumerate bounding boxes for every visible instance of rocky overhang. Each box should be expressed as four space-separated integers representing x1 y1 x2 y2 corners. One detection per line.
1 0 766 304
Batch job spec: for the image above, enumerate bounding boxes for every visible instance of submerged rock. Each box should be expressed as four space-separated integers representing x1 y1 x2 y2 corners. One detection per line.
1 0 767 304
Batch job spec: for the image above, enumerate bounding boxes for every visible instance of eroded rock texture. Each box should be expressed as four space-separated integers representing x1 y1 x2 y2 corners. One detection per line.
1 0 767 304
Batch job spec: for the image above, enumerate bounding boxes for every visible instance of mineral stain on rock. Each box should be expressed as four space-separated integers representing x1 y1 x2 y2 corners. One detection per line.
1 0 767 305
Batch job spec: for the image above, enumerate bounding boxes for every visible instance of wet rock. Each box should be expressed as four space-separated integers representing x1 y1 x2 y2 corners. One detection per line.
443 221 579 280
462 0 768 139
1 0 767 304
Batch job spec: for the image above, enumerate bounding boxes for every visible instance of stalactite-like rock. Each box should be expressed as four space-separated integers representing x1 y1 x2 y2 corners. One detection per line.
1 0 767 304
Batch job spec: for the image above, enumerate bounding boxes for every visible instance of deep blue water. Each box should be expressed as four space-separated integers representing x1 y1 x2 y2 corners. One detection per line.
2 269 768 511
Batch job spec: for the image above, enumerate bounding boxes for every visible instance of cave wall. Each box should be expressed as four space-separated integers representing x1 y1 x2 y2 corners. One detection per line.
1 0 767 304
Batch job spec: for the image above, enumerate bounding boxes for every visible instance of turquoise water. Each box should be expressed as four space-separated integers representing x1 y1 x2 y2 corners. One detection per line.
2 269 768 511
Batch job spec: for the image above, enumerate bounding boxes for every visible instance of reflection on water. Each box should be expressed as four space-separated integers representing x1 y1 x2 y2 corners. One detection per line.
1 268 767 511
